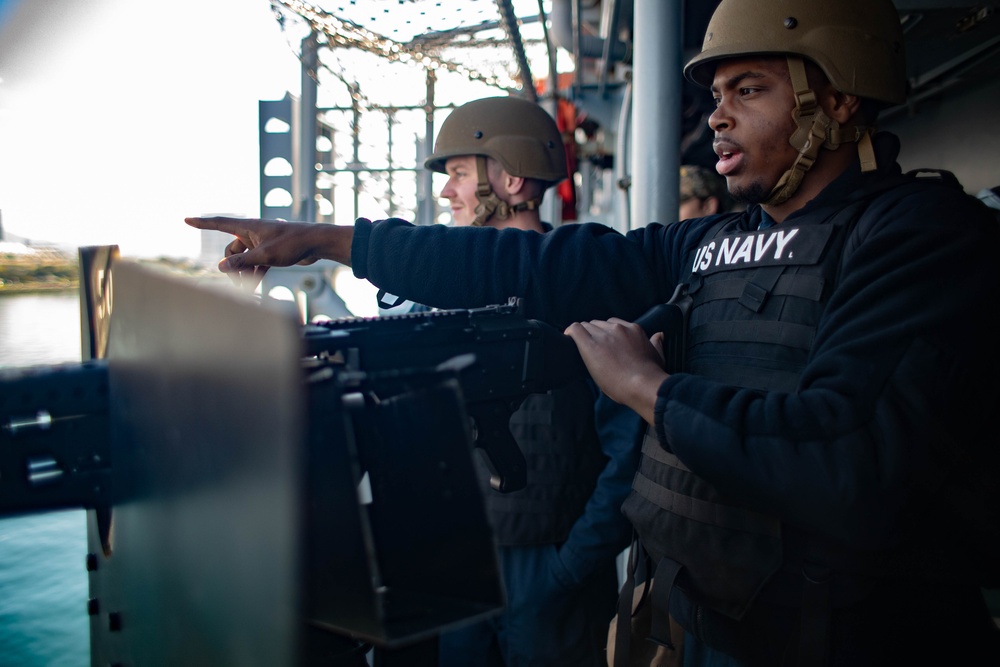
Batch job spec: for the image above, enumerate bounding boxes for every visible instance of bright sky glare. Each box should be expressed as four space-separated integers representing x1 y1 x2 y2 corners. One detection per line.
0 0 303 259
0 0 555 317
0 0 552 262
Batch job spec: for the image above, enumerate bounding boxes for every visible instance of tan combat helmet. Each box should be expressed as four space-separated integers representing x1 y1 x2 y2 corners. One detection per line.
684 0 907 206
425 96 567 226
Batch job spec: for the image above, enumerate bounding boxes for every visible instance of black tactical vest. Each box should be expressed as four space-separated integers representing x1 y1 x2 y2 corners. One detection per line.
621 198 876 620
609 172 1000 667
475 380 606 546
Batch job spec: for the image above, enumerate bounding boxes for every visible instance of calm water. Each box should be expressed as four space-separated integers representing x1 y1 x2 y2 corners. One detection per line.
0 293 89 667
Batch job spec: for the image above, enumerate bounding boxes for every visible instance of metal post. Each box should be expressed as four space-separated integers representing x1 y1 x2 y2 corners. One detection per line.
598 0 621 99
630 0 682 229
572 0 582 99
538 0 559 97
351 84 361 222
259 94 297 221
613 76 633 233
297 30 319 223
321 124 334 223
419 69 437 226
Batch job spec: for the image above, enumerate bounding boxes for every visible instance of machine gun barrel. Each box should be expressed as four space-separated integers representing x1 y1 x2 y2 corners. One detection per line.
0 361 112 515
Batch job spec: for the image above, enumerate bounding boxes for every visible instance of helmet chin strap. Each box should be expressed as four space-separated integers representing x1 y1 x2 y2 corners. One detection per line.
764 57 879 207
470 156 543 226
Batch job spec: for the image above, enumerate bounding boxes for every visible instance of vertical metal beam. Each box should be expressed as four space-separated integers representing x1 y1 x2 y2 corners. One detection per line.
598 0 621 99
537 0 563 226
418 69 437 226
572 0 582 99
258 94 296 221
631 0 682 229
318 124 334 223
537 0 559 99
297 30 319 223
613 77 633 233
351 83 361 223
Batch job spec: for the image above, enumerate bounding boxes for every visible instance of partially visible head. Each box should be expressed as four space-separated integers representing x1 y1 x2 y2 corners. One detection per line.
684 0 906 207
425 96 567 227
438 154 549 226
679 164 730 219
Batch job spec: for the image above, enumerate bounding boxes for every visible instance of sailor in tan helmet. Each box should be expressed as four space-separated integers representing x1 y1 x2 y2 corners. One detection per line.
424 96 567 230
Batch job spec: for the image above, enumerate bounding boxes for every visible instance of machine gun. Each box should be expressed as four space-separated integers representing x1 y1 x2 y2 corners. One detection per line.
299 285 692 494
300 300 586 494
1 299 694 535
0 259 692 664
0 290 692 515
0 302 577 513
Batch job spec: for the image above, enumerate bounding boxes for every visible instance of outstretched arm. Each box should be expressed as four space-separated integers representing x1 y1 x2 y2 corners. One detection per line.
185 216 354 290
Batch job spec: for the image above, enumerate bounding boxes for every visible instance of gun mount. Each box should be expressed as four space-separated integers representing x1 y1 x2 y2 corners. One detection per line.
1 257 507 665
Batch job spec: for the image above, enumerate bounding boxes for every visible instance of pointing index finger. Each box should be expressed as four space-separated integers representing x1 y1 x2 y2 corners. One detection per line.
184 216 248 233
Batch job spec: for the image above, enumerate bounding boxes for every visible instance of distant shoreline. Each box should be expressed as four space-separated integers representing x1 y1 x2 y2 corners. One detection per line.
0 282 78 296
1 255 218 297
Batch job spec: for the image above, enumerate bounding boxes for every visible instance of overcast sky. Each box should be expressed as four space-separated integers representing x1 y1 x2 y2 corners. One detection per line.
0 0 302 259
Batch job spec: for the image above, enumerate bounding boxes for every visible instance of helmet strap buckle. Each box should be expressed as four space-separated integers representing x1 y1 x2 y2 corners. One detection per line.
767 57 880 205
472 155 500 226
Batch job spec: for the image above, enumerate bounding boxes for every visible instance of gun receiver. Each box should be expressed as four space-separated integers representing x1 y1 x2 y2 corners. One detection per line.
301 301 588 493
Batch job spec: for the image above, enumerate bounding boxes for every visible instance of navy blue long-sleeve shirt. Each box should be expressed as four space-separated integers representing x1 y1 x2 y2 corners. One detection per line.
352 134 1000 557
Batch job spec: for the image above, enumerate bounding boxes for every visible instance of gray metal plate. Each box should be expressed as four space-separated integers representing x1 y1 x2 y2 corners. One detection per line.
93 262 305 667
